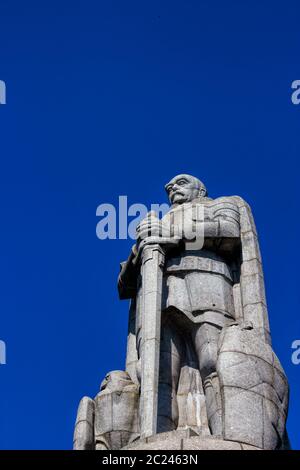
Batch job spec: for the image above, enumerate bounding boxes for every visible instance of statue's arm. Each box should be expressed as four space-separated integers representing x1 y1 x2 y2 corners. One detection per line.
211 201 240 238
118 244 139 300
188 200 241 253
190 200 240 239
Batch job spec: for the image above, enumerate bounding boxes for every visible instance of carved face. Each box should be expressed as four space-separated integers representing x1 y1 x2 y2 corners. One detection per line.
165 174 205 205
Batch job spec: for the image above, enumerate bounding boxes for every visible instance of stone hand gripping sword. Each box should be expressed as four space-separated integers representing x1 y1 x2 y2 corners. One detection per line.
136 211 180 439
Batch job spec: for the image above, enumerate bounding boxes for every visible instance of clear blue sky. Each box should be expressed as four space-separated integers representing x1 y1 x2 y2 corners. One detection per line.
0 0 299 449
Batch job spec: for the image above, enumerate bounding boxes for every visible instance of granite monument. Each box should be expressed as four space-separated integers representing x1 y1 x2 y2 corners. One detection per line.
74 175 289 450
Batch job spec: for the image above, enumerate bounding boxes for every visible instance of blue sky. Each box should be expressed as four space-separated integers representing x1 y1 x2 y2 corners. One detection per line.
0 0 299 449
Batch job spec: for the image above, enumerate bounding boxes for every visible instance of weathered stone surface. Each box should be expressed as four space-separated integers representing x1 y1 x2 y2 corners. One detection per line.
123 430 261 450
240 230 262 262
74 371 139 450
74 174 289 451
241 443 262 450
183 436 243 451
217 324 289 449
73 396 95 450
139 241 166 439
177 365 209 433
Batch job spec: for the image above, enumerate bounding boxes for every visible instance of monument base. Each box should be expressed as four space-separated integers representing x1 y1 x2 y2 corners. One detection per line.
122 429 261 451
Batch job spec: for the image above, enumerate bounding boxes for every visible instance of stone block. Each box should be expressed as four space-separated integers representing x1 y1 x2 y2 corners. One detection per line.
241 231 261 262
73 396 95 450
222 387 264 448
241 273 266 306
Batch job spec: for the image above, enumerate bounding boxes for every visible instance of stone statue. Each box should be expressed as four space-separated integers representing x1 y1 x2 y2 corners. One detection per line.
74 174 289 450
73 371 139 450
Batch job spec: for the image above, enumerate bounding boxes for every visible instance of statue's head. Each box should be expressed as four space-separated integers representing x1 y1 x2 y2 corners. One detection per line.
100 370 133 392
165 174 207 205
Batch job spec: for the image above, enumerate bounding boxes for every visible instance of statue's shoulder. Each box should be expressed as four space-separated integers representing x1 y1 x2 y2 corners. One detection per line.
207 195 240 209
208 195 252 212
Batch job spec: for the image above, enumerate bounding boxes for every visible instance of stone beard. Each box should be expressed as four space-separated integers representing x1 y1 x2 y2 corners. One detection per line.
74 174 290 451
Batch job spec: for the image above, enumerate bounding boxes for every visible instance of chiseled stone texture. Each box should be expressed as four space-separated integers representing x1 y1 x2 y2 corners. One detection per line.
73 371 140 450
122 430 262 451
217 324 289 450
73 396 95 450
94 371 140 450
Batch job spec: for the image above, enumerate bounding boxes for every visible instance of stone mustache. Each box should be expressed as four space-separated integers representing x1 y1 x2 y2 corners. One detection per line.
74 175 289 450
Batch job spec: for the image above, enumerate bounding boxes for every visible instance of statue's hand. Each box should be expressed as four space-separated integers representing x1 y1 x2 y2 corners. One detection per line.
135 212 180 262
135 212 180 260
136 212 170 244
